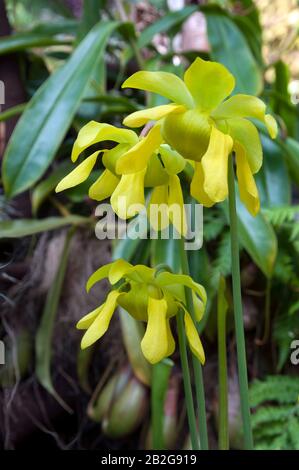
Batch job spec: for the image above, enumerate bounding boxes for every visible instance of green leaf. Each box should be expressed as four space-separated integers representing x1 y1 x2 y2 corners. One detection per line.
0 21 77 55
256 136 291 207
118 308 151 387
204 9 262 94
234 190 277 278
138 5 197 49
123 5 197 62
281 137 299 187
0 216 89 238
271 61 295 137
35 229 74 412
2 21 118 198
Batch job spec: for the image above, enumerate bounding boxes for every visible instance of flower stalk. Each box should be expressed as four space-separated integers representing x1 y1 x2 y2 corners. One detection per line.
227 156 253 449
179 239 209 450
176 311 199 450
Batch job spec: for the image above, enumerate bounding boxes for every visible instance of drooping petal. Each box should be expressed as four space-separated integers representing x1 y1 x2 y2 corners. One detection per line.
184 57 235 112
55 151 99 193
166 319 176 357
235 144 260 216
192 291 204 322
88 169 119 201
141 297 171 364
168 174 187 236
122 71 194 109
212 94 278 139
159 144 186 175
71 121 138 162
190 162 214 207
148 184 169 232
111 170 146 219
184 311 205 364
201 126 233 202
156 272 207 308
81 290 122 349
108 259 133 284
226 117 262 174
116 124 163 174
123 104 185 127
86 262 114 292
76 304 103 330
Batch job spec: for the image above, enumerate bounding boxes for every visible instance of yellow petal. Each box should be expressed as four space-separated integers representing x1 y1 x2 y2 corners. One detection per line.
141 297 170 364
123 104 185 127
166 319 175 356
144 153 169 187
116 124 163 174
102 143 131 174
265 114 278 139
148 184 169 232
122 71 194 108
227 117 262 174
201 126 233 202
71 121 138 162
81 290 122 349
168 174 187 237
76 304 103 330
118 282 149 321
159 144 186 175
184 57 235 112
212 94 278 139
126 265 155 284
235 144 260 216
108 259 133 284
190 162 214 207
184 311 205 364
89 169 119 201
55 151 99 192
156 272 207 308
192 291 204 322
111 170 146 219
86 262 114 292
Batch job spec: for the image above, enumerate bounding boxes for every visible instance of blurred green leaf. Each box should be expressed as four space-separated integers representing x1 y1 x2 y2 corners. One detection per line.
256 136 291 207
2 21 118 198
233 190 277 278
205 9 262 94
271 61 295 136
0 21 77 55
138 5 197 49
119 308 151 387
32 161 74 215
123 5 197 62
0 216 89 238
282 137 299 187
35 228 74 412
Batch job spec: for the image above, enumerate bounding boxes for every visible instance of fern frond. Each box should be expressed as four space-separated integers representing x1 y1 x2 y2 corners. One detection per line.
262 205 299 227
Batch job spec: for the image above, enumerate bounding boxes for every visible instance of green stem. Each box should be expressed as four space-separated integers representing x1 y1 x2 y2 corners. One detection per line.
227 156 254 450
151 359 173 450
217 277 229 450
256 278 272 346
179 239 209 450
0 103 26 122
176 313 199 450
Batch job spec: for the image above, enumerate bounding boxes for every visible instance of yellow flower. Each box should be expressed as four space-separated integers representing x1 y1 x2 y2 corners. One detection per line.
122 57 278 216
56 121 187 234
77 259 206 365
